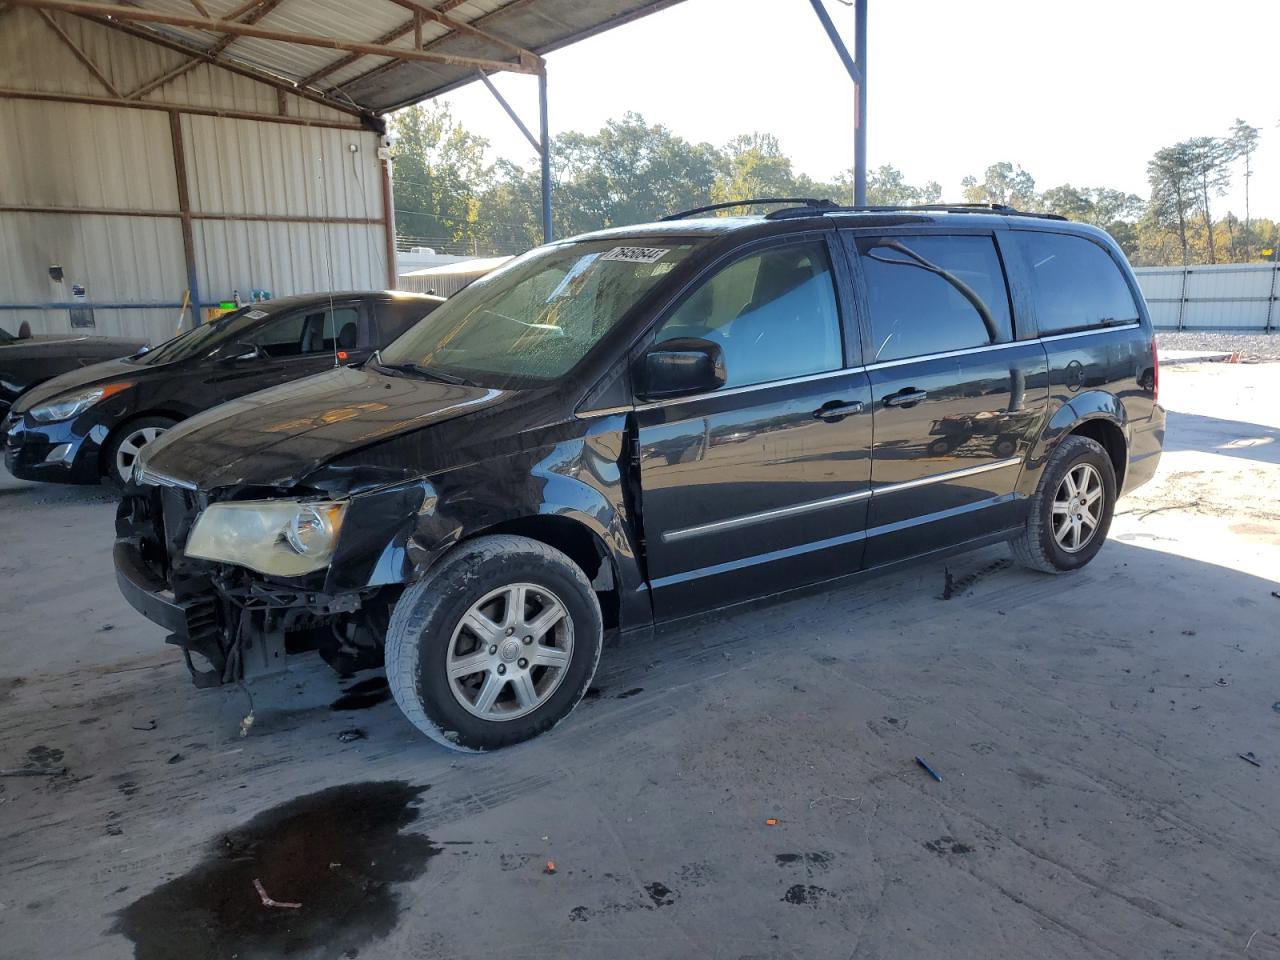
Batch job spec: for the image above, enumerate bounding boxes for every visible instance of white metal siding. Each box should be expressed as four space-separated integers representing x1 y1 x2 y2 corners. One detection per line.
0 8 388 346
1133 264 1279 330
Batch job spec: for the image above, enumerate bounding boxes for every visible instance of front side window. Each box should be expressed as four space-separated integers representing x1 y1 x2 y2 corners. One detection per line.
380 239 699 386
654 240 843 389
858 235 1013 363
1023 232 1141 336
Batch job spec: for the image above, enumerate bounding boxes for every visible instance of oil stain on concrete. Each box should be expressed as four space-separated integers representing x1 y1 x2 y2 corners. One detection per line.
330 676 392 711
113 781 440 960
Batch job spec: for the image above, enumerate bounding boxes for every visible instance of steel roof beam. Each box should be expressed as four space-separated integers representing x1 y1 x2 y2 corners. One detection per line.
8 0 541 74
125 0 283 100
36 8 122 96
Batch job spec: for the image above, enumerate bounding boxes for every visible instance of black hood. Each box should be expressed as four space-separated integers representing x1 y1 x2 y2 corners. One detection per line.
140 366 519 492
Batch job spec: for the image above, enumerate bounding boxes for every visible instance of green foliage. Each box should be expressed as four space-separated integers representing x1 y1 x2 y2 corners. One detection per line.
389 104 1268 268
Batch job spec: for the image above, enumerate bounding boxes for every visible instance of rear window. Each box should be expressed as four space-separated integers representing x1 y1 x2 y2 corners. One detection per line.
857 235 1012 363
1024 232 1141 336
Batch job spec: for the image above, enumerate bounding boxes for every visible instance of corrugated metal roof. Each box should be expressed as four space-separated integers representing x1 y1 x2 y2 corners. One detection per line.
59 0 688 114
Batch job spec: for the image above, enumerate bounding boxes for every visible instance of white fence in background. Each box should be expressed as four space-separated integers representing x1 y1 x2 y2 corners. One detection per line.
1132 263 1280 331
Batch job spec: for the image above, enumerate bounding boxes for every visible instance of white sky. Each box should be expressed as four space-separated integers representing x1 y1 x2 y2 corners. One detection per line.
437 0 1280 219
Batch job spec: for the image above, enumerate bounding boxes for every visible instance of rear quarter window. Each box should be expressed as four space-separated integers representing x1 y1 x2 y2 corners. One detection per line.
1023 232 1141 336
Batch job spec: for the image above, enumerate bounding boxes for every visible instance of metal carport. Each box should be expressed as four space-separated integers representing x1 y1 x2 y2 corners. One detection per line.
0 0 686 342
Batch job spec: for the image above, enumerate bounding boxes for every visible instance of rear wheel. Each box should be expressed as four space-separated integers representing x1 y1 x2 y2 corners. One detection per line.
105 415 176 485
385 535 602 752
1010 434 1116 573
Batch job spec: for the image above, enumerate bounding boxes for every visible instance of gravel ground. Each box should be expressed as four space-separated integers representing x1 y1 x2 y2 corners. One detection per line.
1156 330 1280 361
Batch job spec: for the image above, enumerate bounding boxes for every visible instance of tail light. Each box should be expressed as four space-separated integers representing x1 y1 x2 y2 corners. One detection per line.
1151 335 1160 403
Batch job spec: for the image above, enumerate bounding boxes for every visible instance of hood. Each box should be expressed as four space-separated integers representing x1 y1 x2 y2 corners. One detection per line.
140 366 517 492
13 357 147 412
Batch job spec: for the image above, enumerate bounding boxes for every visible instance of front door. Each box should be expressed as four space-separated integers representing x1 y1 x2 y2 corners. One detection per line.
636 236 873 619
844 232 1048 565
204 302 364 402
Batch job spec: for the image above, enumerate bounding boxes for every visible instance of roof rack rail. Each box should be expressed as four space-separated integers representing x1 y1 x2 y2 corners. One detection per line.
764 202 1067 221
661 197 839 221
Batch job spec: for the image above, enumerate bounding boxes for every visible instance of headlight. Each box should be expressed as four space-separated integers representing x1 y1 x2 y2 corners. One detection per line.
28 382 130 422
185 499 348 576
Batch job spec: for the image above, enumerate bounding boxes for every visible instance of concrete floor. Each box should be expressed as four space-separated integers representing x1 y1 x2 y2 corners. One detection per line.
1 362 1278 960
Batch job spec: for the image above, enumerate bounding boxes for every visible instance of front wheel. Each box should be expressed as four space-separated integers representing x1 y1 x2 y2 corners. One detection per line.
1009 434 1116 573
105 415 177 485
385 535 602 752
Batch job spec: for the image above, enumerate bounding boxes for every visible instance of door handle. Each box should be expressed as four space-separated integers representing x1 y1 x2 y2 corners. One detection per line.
884 389 928 408
813 399 864 422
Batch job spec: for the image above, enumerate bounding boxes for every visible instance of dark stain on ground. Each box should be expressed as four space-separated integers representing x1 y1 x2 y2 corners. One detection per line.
781 884 828 906
568 905 590 922
113 781 440 960
117 780 139 797
330 676 391 712
26 745 64 766
924 836 973 855
942 558 1011 600
582 687 603 701
643 882 676 906
616 688 644 699
775 852 832 868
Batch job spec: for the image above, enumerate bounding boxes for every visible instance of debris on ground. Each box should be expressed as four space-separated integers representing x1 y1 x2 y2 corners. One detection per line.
130 719 157 731
1216 678 1230 687
0 767 66 777
252 878 301 909
337 729 367 743
1272 591 1280 600
765 818 779 826
915 757 943 782
1238 752 1262 768
543 861 556 875
167 754 183 765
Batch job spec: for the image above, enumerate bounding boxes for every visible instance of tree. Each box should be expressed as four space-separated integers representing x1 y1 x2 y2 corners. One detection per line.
1147 144 1197 264
960 162 1037 207
1229 119 1261 228
390 102 493 253
712 133 799 206
1184 136 1233 264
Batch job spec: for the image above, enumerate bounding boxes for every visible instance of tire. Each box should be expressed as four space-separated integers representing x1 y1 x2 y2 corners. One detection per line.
1009 434 1117 574
104 415 176 485
385 534 603 752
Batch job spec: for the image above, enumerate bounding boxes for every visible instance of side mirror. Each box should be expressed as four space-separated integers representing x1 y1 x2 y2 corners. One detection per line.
216 341 261 363
637 337 726 400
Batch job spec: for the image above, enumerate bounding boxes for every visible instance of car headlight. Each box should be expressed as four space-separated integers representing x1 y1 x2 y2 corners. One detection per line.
28 382 131 422
185 499 348 576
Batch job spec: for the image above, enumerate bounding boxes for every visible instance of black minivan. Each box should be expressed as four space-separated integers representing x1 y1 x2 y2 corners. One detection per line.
115 201 1164 751
4 291 442 485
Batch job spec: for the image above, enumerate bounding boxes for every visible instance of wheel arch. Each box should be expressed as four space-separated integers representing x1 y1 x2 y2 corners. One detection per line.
1018 390 1129 496
461 514 621 630
98 409 184 478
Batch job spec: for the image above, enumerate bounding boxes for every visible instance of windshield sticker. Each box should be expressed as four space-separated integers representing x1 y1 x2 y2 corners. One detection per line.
245 309 269 320
600 246 670 264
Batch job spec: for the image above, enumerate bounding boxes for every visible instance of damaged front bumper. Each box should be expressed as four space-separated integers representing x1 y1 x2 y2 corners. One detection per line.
115 487 384 688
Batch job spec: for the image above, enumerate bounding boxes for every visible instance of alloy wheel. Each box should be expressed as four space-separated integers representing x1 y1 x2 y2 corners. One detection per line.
1052 462 1104 553
114 426 166 482
446 582 574 721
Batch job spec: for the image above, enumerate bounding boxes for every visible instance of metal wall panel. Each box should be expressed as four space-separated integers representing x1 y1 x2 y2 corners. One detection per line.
181 115 383 219
0 99 177 210
1133 264 1279 331
193 220 387 302
0 211 186 342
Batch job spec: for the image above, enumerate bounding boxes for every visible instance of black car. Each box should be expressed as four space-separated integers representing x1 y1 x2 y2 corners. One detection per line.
4 291 442 485
0 323 150 418
114 201 1164 752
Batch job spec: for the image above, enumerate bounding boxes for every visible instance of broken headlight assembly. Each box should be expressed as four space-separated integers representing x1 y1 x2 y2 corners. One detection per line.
185 500 348 576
